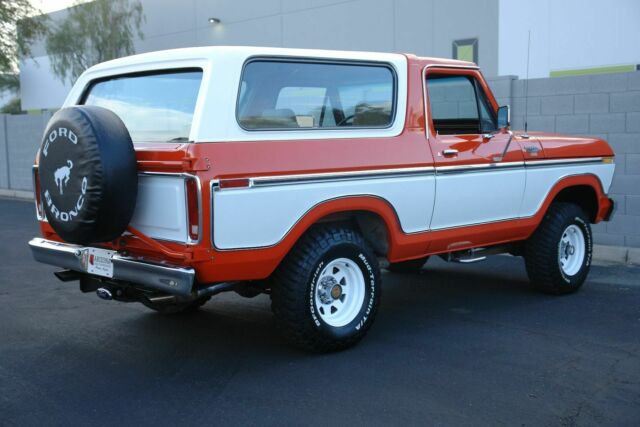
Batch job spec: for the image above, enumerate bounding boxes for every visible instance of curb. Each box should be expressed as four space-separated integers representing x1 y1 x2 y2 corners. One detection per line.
593 244 640 266
0 189 34 201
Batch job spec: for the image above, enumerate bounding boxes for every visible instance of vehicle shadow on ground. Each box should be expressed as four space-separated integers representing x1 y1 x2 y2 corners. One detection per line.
119 256 543 359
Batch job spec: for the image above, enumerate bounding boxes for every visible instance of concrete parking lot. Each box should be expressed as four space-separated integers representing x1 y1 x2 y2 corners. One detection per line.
1 197 639 426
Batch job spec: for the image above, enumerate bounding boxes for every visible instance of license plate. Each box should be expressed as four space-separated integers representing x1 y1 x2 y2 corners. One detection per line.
86 247 115 278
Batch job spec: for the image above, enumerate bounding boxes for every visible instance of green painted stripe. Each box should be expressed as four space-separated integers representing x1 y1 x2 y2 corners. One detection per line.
550 64 636 77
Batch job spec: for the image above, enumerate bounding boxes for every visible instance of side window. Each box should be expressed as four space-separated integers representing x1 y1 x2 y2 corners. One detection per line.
426 74 496 135
237 60 395 130
339 83 393 127
275 86 333 128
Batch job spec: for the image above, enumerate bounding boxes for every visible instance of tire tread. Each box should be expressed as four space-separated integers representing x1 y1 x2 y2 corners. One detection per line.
271 225 380 352
525 202 591 295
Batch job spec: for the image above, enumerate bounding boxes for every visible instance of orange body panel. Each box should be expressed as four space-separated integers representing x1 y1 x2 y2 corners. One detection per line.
523 132 614 159
37 55 615 285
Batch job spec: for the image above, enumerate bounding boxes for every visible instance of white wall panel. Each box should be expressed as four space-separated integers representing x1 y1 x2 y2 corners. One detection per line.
20 56 72 111
498 0 640 78
282 0 395 52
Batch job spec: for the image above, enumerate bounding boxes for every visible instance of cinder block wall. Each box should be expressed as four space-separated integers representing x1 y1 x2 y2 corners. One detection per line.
0 113 52 194
487 71 640 248
0 116 8 190
1 72 638 249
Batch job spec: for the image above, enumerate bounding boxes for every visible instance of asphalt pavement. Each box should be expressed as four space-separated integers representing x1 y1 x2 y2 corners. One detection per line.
1 197 639 426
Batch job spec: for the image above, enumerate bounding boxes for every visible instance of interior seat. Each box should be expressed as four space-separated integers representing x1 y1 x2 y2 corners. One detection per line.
240 108 299 129
352 102 391 126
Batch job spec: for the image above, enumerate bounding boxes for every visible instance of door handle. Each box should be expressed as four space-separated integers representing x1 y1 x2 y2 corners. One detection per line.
442 149 458 157
482 133 495 140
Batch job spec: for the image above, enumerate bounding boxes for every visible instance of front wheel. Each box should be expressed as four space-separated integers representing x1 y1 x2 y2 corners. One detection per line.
271 225 381 352
525 202 593 295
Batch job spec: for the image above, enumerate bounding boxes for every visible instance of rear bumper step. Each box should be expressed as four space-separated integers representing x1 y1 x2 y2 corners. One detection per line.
28 238 195 296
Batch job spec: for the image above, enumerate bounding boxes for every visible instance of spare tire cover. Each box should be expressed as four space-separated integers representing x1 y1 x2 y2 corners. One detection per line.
38 106 137 244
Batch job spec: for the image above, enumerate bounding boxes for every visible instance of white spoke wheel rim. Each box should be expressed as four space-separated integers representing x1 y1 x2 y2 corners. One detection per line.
314 258 366 327
558 224 586 276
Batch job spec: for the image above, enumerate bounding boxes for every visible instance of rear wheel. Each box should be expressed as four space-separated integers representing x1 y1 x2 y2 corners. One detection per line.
525 202 593 295
386 256 429 273
271 225 381 352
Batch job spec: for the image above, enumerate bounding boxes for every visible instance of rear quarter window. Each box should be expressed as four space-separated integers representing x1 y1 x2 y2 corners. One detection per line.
82 69 202 143
237 59 396 131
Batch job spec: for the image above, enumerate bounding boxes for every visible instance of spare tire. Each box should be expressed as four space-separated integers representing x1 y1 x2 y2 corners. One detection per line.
38 106 137 244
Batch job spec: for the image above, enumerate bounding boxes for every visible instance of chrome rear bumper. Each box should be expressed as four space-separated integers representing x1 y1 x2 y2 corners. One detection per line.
28 238 195 296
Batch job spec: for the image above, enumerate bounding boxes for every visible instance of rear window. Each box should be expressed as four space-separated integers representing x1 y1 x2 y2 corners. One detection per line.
237 60 396 130
83 69 202 143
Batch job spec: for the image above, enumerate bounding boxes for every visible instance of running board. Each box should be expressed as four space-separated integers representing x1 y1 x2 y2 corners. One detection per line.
456 256 487 264
440 244 516 264
441 251 487 264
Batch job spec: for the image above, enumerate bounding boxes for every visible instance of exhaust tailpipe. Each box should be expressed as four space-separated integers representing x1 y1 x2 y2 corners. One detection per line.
96 287 113 300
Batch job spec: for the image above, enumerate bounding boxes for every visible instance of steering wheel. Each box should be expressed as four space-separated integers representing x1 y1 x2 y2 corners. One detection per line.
336 114 354 126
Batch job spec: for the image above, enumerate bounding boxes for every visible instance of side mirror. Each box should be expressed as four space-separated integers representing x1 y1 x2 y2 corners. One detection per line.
497 105 510 129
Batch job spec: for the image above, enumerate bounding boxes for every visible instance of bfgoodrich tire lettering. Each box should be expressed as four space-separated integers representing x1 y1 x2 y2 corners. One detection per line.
525 202 593 295
272 225 381 352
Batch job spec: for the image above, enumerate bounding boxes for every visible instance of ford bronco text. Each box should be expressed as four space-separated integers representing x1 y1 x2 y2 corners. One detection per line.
30 47 615 352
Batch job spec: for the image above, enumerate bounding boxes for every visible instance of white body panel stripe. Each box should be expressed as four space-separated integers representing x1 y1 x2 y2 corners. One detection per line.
130 175 188 243
212 160 615 250
521 163 614 216
213 175 436 250
430 168 526 230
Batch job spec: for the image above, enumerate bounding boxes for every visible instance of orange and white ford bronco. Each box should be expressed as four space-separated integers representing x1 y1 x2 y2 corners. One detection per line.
30 47 616 351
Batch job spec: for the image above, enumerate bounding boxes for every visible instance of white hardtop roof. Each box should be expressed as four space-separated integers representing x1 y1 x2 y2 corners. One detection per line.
85 46 408 75
67 46 412 143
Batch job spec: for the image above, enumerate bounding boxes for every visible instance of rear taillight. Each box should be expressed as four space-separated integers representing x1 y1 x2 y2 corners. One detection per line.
32 166 45 221
185 177 200 242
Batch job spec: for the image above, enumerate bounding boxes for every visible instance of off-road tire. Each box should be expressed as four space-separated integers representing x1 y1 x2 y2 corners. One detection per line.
387 256 429 273
271 225 381 352
525 202 593 295
141 296 211 315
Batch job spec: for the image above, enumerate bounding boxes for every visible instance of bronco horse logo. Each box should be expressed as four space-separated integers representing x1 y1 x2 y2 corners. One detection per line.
54 160 73 195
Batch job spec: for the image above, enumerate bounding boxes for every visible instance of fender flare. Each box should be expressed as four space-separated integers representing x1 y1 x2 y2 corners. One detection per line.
267 195 407 256
530 173 609 224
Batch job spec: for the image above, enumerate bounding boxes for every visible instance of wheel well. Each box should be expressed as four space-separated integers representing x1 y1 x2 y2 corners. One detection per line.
316 211 390 257
552 185 598 222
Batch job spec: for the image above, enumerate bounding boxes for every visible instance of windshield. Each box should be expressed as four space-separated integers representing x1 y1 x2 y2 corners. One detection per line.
83 69 202 143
